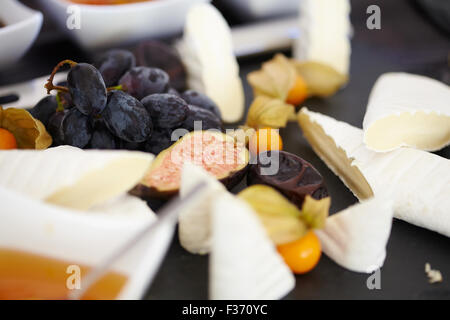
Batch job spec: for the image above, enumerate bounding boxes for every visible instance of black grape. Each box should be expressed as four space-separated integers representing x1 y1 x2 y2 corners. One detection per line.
117 139 145 151
141 93 188 129
135 41 187 91
89 127 117 150
181 90 222 119
144 128 174 155
62 108 92 148
103 90 152 143
47 111 66 146
119 67 169 100
29 96 58 127
182 105 223 132
93 49 136 87
67 63 107 116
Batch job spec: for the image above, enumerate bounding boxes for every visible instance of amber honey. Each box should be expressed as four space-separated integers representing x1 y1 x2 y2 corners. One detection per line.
0 248 128 300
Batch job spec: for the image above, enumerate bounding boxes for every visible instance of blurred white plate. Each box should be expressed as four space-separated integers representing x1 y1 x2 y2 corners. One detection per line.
0 0 43 69
40 0 210 50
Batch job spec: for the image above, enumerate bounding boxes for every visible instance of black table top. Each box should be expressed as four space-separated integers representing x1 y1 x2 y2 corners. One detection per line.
1 0 449 300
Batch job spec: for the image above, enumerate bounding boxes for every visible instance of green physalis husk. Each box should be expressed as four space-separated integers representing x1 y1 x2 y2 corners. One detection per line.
239 185 330 245
0 106 52 149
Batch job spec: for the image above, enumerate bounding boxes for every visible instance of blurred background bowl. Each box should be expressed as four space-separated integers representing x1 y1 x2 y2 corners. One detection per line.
0 0 43 69
39 0 210 51
216 0 298 21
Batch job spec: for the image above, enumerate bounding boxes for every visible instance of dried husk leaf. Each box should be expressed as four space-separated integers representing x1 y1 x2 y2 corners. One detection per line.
226 126 256 146
246 96 295 129
300 195 331 229
247 54 297 102
239 185 307 245
0 106 52 149
294 61 348 97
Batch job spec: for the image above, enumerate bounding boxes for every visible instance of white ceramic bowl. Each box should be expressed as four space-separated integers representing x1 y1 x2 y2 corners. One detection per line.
0 0 43 69
40 0 210 51
0 186 175 300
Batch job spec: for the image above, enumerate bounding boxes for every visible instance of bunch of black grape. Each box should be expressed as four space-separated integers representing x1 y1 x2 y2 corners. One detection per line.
30 42 223 154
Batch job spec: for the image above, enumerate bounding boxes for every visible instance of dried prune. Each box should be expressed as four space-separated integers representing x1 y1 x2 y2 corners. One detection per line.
133 131 249 199
247 151 328 209
103 90 152 143
67 63 107 116
29 96 57 127
182 105 223 132
181 90 221 119
141 93 188 129
61 108 92 148
135 41 187 91
93 49 136 87
119 67 169 100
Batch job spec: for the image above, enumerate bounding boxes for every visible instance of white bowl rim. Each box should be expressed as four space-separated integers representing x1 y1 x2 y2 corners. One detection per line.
51 0 204 12
0 2 43 36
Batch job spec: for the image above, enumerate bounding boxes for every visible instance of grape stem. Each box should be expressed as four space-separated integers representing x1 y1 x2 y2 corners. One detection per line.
107 84 124 92
45 60 78 94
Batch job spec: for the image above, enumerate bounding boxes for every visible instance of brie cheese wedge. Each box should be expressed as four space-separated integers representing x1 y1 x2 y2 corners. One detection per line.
0 146 154 210
298 108 450 237
316 197 393 273
293 0 352 76
363 73 450 152
89 194 156 221
210 193 295 300
179 162 227 254
177 3 245 123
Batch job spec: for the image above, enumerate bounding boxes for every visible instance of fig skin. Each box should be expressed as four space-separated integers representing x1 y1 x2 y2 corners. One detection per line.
247 151 328 209
131 131 249 199
130 166 248 200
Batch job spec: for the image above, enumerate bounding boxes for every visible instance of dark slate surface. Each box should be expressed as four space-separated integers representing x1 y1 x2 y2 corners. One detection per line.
0 0 448 300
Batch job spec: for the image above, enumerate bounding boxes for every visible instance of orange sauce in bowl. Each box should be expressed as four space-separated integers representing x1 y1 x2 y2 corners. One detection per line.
69 0 155 5
0 248 128 300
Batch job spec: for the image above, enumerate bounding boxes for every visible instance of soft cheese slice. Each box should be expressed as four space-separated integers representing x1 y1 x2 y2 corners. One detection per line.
0 146 153 210
298 108 450 237
316 197 393 273
294 0 352 75
89 194 156 221
179 162 228 254
210 193 295 300
363 73 450 152
178 3 245 123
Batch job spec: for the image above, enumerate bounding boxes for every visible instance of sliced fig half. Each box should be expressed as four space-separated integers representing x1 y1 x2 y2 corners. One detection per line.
247 151 328 209
133 131 249 199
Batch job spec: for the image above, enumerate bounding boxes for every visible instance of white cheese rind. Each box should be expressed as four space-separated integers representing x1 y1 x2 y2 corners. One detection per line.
363 73 450 152
294 0 352 75
316 197 393 273
299 108 450 238
178 162 227 254
210 193 295 300
0 146 153 210
178 3 245 123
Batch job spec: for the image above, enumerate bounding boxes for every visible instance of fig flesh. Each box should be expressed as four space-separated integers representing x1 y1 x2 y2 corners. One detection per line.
247 151 328 209
133 131 249 199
